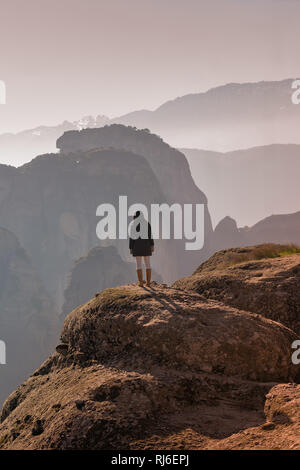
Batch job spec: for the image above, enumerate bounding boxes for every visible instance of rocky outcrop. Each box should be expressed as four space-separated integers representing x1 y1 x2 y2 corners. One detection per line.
0 126 214 308
0 283 298 449
61 285 297 382
57 125 214 281
0 145 167 307
174 244 300 335
57 127 213 245
56 125 207 207
213 216 242 250
0 228 58 405
61 246 162 320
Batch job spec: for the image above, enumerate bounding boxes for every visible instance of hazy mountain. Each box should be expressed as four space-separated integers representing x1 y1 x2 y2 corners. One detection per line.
182 144 300 227
212 211 300 254
241 211 300 247
0 228 58 405
114 79 300 150
0 115 109 167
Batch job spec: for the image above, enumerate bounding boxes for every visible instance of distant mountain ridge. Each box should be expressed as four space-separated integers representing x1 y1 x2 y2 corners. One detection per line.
212 211 300 255
182 143 300 227
1 79 299 165
113 78 300 150
0 115 109 167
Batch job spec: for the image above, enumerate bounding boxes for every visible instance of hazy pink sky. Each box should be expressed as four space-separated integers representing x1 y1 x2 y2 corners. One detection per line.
0 0 299 133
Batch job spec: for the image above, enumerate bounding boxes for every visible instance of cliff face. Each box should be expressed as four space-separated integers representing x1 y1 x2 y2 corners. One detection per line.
56 125 208 206
0 228 58 405
0 277 298 450
0 126 214 309
57 125 214 279
174 244 300 335
0 146 168 307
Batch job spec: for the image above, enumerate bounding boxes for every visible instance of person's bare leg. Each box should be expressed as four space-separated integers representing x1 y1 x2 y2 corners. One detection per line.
136 257 144 286
144 256 151 286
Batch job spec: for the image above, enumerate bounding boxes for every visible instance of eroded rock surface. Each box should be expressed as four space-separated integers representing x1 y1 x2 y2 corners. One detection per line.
174 245 300 335
0 283 298 450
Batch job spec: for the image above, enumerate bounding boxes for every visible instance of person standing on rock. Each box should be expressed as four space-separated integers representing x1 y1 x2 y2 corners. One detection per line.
129 211 154 287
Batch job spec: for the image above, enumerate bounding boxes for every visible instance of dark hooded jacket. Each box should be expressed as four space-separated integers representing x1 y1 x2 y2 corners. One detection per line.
129 215 154 257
